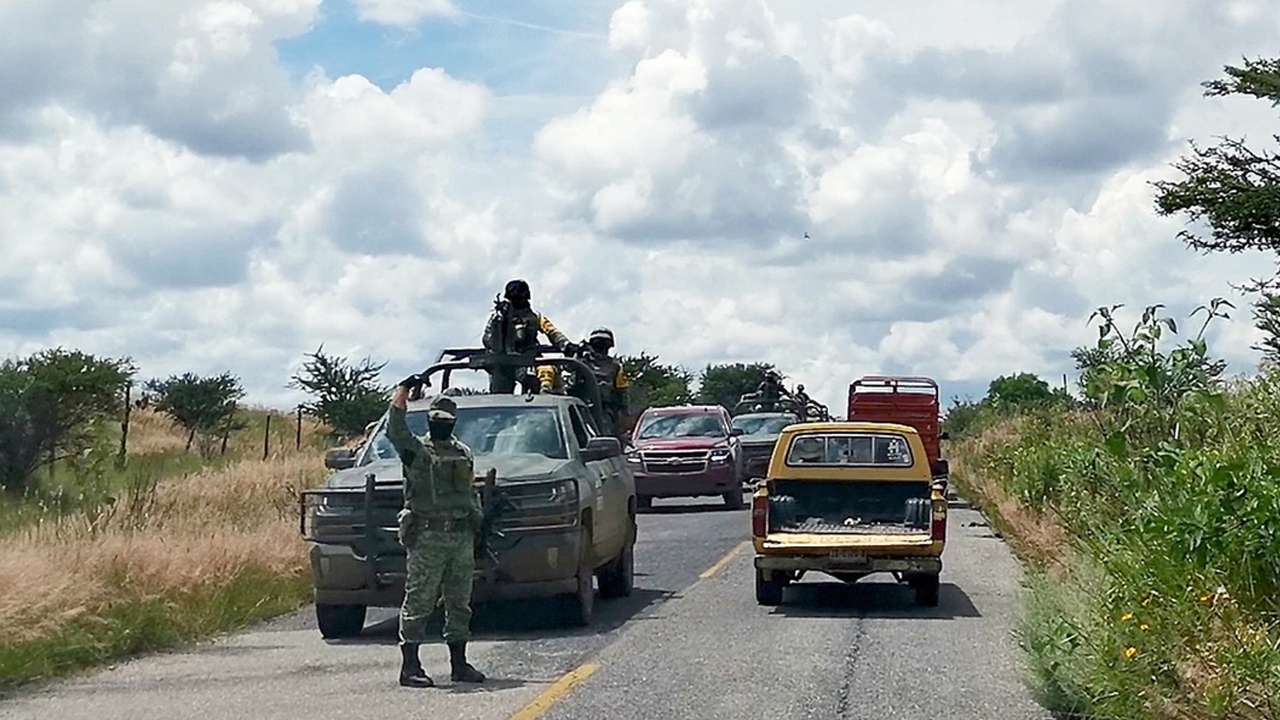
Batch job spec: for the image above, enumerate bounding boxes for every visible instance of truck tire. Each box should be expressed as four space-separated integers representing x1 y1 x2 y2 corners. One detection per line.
316 604 366 639
597 539 634 599
559 539 596 627
722 483 744 509
915 574 940 607
755 569 785 606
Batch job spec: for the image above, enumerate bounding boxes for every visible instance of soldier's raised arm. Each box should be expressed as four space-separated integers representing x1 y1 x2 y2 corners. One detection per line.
387 380 424 464
537 314 572 351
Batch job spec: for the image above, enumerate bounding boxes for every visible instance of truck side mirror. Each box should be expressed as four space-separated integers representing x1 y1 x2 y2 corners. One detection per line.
930 458 949 479
324 447 357 470
729 427 745 437
583 436 622 461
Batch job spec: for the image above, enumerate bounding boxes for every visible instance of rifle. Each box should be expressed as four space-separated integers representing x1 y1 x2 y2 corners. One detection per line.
476 468 516 567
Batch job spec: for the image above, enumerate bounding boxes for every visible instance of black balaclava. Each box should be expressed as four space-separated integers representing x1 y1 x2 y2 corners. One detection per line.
504 279 531 310
428 418 455 441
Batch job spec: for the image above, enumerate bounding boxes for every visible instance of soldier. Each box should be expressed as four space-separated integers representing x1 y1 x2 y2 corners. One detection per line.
482 279 576 393
793 383 811 421
757 370 785 406
580 327 630 438
386 378 486 688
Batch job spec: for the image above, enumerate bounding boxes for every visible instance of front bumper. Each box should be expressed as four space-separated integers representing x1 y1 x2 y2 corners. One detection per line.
754 553 942 575
632 462 738 498
310 527 583 608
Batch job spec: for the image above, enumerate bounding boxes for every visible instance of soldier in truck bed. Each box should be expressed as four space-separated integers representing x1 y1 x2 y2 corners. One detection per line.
482 279 576 393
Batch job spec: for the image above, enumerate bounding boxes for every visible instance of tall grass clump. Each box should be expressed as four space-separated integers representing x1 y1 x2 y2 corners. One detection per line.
951 302 1280 720
0 408 330 692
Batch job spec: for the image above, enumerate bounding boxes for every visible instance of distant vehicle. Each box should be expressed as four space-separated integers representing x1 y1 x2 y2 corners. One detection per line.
730 411 798 480
628 405 745 509
301 350 636 638
846 376 949 480
751 422 948 607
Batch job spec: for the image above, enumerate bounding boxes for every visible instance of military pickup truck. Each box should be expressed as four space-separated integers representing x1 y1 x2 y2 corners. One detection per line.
751 421 948 607
730 411 798 481
301 351 637 637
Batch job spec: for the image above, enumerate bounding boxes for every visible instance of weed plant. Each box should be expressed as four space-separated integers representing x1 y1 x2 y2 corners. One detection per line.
951 304 1280 720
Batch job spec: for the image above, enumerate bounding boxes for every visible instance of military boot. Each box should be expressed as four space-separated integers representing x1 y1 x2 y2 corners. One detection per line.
398 642 433 688
448 642 486 683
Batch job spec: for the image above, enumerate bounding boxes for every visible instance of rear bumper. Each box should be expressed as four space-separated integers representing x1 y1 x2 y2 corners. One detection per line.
754 553 941 575
309 527 583 608
633 463 737 498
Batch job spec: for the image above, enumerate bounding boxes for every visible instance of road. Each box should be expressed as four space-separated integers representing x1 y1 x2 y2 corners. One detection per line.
0 497 1050 720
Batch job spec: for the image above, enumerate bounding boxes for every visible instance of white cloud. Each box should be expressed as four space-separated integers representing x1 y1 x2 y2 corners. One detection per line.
350 0 458 27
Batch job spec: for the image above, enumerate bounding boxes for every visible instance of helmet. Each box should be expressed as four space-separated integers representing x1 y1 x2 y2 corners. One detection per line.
503 279 531 303
588 327 615 349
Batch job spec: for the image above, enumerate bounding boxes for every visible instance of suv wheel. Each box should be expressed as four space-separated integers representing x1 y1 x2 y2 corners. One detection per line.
755 569 784 606
316 604 366 638
722 483 744 509
915 574 940 607
598 534 635 600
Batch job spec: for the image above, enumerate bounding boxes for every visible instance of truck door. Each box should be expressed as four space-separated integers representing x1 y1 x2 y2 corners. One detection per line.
568 404 623 561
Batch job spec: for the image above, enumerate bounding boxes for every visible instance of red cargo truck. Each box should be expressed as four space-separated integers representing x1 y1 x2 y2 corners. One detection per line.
846 376 949 479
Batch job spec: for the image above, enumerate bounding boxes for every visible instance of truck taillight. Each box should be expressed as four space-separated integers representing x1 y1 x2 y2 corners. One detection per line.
752 495 768 537
931 501 946 541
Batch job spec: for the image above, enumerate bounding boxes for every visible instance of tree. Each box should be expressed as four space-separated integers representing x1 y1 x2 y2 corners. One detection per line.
145 372 246 455
289 346 389 439
985 373 1069 412
619 352 693 415
1153 57 1280 359
0 348 133 495
696 362 776 410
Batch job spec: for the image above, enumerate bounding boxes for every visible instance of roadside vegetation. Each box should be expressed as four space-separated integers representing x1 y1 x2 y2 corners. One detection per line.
947 58 1280 720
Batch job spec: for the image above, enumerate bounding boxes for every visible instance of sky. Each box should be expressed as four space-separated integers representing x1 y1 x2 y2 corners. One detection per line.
2 0 1278 413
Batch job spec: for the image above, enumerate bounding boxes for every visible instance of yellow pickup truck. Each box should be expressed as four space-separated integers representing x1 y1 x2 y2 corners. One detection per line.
750 421 947 607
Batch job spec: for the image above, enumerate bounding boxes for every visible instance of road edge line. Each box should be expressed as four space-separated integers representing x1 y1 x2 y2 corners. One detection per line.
699 540 750 579
506 662 600 720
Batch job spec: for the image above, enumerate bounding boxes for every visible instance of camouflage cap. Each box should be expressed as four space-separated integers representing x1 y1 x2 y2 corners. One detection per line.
428 395 458 421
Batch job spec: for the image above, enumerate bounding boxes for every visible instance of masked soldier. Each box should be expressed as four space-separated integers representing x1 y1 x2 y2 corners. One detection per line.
579 327 630 438
757 370 785 407
386 380 486 688
793 383 811 421
482 279 576 393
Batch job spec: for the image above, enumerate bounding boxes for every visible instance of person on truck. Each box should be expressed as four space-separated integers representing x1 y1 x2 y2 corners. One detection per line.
482 279 577 393
579 327 630 438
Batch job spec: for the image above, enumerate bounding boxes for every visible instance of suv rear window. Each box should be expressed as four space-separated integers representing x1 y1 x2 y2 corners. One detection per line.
784 433 912 467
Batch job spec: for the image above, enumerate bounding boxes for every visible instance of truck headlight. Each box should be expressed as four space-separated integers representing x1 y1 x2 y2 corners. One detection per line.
709 448 732 464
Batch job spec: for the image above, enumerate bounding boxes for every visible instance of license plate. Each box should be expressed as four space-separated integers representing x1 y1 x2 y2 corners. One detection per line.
829 550 866 561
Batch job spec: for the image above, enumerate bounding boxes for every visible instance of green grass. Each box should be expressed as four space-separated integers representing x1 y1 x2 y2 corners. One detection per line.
0 570 311 697
953 372 1280 719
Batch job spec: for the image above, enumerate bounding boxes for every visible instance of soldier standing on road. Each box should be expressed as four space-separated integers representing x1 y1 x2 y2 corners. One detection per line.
387 378 486 688
482 279 576 394
580 327 630 439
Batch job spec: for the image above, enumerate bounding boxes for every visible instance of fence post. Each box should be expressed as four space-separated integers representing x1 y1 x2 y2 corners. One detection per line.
117 382 131 469
296 406 303 450
263 413 272 460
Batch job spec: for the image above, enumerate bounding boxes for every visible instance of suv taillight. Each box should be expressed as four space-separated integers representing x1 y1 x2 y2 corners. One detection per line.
752 494 768 537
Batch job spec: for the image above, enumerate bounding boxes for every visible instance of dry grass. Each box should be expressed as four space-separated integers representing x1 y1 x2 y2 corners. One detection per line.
0 408 332 688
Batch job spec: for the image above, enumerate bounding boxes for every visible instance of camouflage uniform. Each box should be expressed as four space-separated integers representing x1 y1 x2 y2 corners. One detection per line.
581 349 630 438
386 397 481 645
482 304 571 394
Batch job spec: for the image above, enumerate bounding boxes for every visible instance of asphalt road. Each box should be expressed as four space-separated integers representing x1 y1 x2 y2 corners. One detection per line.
0 497 1051 720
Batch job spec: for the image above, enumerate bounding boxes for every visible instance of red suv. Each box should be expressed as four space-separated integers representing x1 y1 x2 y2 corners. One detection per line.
627 405 745 509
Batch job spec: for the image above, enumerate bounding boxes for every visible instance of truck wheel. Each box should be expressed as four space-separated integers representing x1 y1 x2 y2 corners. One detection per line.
559 543 596 627
722 483 744 509
316 604 366 638
597 540 634 599
915 574 940 607
755 569 784 606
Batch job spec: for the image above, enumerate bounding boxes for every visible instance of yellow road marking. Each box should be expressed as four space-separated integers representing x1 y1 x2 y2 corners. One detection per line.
700 540 750 579
507 662 600 720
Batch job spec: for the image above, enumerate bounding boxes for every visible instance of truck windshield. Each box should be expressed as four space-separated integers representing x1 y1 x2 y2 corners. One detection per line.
636 413 724 440
732 415 795 436
365 407 568 461
785 433 913 467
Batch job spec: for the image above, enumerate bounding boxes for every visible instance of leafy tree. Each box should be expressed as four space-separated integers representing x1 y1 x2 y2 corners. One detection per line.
696 362 776 410
941 398 988 439
1153 56 1280 360
1253 290 1280 364
289 346 389 439
619 352 693 414
985 373 1070 412
0 348 133 495
145 372 246 455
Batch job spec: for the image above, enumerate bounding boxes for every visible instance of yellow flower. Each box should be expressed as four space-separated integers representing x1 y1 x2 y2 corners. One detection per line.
1141 597 1151 607
1121 613 1134 622
1140 624 1150 631
1199 594 1212 604
1125 646 1139 660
